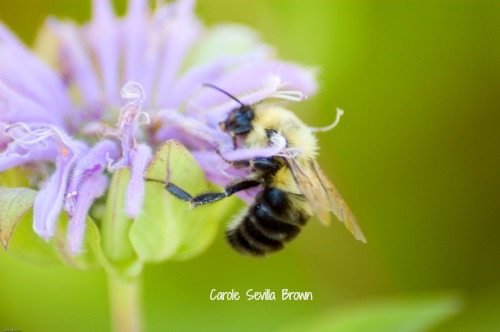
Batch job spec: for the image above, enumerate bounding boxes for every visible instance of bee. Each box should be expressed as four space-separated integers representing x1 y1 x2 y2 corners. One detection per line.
155 84 366 256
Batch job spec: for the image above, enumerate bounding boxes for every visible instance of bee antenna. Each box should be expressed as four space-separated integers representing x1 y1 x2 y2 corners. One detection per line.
202 83 245 106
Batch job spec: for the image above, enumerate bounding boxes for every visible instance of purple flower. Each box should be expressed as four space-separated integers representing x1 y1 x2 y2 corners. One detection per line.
0 0 317 255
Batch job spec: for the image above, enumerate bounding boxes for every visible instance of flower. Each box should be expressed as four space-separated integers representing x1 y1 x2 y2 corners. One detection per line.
0 0 317 256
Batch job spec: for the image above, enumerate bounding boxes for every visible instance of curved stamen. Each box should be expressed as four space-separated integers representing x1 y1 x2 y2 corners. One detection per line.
2 122 75 155
310 108 344 132
270 90 305 102
120 81 145 104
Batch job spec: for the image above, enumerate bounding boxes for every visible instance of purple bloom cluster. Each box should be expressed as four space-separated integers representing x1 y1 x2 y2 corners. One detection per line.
0 0 317 255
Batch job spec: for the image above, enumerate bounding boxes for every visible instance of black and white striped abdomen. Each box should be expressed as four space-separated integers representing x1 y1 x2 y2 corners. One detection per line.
226 187 310 256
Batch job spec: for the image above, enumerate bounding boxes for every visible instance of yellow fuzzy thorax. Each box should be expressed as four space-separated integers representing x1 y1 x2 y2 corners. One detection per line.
244 105 318 161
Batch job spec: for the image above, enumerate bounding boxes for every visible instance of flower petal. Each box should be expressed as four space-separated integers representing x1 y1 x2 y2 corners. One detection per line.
126 143 152 218
154 109 230 147
67 173 108 255
189 74 283 128
123 0 148 84
85 0 120 104
48 19 102 115
0 23 72 120
0 48 62 116
186 60 317 127
0 122 61 171
0 81 63 125
219 142 287 162
65 139 119 214
0 147 56 172
32 128 86 239
162 49 271 109
191 150 247 184
153 0 202 106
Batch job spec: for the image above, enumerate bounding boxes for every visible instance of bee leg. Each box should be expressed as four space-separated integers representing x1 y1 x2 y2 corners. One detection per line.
164 180 261 207
226 157 283 173
145 178 194 201
216 154 283 173
251 157 283 173
165 183 193 201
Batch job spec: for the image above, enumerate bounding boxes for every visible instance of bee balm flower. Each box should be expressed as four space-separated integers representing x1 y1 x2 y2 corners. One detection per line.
0 0 317 257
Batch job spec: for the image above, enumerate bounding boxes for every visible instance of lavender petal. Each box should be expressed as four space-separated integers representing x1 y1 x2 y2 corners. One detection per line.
0 81 63 125
33 148 83 240
161 49 269 108
0 146 57 172
188 74 283 128
31 126 87 240
48 19 102 114
0 23 72 119
186 60 317 127
126 143 152 218
191 151 255 203
153 0 201 106
219 133 288 161
123 0 147 83
67 173 108 255
85 0 120 104
65 139 119 214
154 109 230 147
0 48 62 115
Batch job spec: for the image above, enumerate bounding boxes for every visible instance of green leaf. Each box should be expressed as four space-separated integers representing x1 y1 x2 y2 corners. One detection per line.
0 169 129 273
130 140 239 262
0 168 30 187
278 293 462 332
51 214 103 270
84 216 127 277
101 168 142 279
5 210 61 265
0 186 37 249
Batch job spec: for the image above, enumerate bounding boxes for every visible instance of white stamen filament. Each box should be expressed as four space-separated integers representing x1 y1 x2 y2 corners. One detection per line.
270 90 305 102
3 123 72 152
310 108 344 132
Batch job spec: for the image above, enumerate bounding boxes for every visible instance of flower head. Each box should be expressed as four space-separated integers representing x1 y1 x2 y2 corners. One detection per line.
0 0 317 255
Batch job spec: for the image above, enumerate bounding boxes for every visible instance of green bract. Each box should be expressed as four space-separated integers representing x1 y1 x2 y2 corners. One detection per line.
0 141 240 279
130 140 239 262
0 186 36 249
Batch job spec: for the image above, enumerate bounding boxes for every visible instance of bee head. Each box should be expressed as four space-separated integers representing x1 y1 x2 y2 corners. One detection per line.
221 105 255 136
203 83 255 136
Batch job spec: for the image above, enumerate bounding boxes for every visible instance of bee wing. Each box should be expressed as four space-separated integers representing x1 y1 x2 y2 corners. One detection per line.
287 158 367 243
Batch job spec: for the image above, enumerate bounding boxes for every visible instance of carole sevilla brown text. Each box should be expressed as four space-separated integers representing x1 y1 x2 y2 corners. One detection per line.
209 288 313 301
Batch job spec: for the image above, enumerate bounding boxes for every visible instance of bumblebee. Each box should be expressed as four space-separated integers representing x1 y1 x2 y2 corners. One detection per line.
159 84 366 256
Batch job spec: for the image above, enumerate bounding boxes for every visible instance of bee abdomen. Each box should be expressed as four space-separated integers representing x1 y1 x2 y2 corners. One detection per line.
252 203 301 242
226 187 309 256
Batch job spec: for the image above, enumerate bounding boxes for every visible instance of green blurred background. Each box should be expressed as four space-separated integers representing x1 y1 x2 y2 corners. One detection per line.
0 0 499 331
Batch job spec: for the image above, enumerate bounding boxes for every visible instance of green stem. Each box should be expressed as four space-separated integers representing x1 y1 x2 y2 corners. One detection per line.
108 276 142 332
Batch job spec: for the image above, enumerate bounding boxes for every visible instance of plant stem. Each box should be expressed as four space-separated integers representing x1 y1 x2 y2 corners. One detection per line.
108 276 142 332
